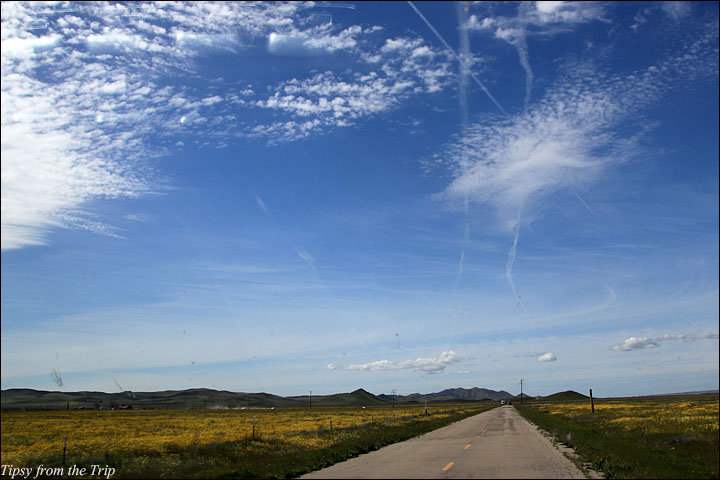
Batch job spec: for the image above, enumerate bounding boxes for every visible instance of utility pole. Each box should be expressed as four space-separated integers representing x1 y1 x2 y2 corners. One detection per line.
309 390 312 409
392 388 396 408
519 378 524 404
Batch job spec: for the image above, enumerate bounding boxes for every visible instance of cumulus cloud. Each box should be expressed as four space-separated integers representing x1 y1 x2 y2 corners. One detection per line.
537 352 557 362
612 337 660 351
613 332 719 351
267 25 364 57
251 34 453 142
326 363 339 370
347 351 466 375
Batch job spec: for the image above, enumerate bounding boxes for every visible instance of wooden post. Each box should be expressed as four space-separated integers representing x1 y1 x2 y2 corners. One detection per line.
589 388 595 413
62 438 67 466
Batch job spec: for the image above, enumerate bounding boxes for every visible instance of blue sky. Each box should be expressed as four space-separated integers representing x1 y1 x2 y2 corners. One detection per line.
1 1 718 398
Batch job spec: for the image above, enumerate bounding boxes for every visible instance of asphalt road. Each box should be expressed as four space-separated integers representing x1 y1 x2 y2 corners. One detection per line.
301 405 587 479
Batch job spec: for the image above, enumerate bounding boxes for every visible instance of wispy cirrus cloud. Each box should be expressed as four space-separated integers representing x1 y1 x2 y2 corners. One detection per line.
1 2 454 250
347 350 466 375
436 20 717 303
464 2 607 110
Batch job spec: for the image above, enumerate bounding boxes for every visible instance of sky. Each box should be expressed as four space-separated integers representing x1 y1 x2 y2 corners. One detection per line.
1 1 718 399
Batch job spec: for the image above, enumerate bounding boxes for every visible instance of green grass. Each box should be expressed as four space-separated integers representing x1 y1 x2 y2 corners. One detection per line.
13 405 494 479
515 394 719 479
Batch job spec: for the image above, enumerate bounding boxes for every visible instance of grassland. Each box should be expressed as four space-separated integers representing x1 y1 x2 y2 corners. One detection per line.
515 393 719 479
1 403 493 478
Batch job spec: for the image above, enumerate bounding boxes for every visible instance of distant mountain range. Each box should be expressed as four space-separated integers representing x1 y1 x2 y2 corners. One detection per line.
379 387 515 404
0 387 521 410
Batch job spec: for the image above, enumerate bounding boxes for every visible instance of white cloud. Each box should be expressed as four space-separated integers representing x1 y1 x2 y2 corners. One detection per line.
440 22 718 232
326 363 339 370
2 35 61 58
614 332 719 351
661 2 691 21
0 70 152 249
659 333 719 342
441 84 615 231
537 352 557 362
464 2 606 111
466 2 606 33
380 37 422 53
530 2 607 25
4 2 423 248
347 350 466 375
251 34 453 141
268 25 364 57
612 337 660 351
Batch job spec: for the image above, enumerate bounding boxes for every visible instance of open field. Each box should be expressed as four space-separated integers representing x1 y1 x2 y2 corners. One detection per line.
515 393 719 479
1 403 494 478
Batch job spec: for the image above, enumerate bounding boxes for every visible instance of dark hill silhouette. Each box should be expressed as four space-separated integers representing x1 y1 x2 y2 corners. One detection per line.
1 386 518 410
539 390 589 401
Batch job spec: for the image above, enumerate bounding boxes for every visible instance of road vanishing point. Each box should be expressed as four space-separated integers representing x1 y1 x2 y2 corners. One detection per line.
301 405 587 479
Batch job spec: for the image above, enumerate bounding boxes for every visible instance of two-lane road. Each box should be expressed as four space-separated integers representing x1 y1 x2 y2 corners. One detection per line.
302 406 586 479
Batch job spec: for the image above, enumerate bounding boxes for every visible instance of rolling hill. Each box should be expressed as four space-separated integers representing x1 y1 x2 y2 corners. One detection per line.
1 386 517 410
538 390 589 401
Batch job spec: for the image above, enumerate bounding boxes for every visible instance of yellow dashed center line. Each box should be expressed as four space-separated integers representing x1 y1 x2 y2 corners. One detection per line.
464 444 472 450
442 462 454 471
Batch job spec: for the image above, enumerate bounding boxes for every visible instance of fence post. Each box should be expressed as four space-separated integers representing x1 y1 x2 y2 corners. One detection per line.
62 438 67 466
589 389 595 413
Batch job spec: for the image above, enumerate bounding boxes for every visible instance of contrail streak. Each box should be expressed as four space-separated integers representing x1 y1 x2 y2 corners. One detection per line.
293 246 319 277
506 223 527 313
407 1 508 116
455 2 471 294
448 3 473 349
572 189 595 215
513 32 533 110
457 1 471 126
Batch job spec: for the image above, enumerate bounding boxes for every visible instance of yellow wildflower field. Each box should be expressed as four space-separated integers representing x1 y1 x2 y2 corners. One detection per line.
1 404 475 465
530 395 719 436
